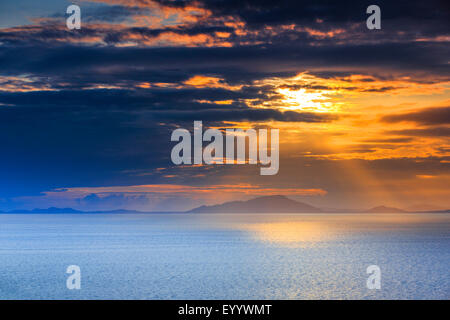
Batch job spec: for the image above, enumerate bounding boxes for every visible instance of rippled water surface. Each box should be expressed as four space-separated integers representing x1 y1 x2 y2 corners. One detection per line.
0 213 449 299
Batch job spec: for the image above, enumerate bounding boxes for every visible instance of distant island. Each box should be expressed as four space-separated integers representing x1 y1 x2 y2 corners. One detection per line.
364 206 406 213
3 207 150 214
188 195 322 213
1 196 448 214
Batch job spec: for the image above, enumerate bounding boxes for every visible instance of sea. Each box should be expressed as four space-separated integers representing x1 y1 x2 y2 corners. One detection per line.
0 213 448 299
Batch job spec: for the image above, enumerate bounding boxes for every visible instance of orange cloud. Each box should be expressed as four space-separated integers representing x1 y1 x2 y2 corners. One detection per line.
49 183 326 197
0 75 55 92
183 75 241 89
17 183 326 208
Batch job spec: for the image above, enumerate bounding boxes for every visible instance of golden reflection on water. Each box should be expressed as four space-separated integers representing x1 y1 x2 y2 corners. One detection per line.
237 221 334 247
227 214 450 247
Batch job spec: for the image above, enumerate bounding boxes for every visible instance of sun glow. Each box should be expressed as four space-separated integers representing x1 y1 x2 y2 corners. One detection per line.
277 87 336 112
249 72 344 113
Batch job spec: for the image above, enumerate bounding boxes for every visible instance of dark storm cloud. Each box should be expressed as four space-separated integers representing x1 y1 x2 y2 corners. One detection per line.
153 0 450 44
0 19 236 47
0 88 261 110
0 0 448 83
158 0 449 26
0 88 336 123
152 108 337 123
49 5 150 23
0 41 448 85
0 103 173 198
82 5 150 23
381 106 450 126
0 0 449 57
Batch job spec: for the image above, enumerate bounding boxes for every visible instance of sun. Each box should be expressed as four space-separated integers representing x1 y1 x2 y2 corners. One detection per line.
277 87 335 113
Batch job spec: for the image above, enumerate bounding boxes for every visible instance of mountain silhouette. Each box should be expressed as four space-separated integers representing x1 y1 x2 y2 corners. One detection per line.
2 200 447 214
6 207 146 214
8 207 84 214
188 195 321 213
364 205 406 213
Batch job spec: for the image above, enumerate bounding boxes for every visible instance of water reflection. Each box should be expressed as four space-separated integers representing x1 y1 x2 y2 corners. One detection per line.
237 221 334 246
229 213 450 247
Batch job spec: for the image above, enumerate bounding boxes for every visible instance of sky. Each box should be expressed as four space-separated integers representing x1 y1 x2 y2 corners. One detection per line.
0 0 449 211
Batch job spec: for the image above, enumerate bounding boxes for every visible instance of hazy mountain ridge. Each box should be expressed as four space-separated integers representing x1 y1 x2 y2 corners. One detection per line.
364 206 407 213
4 207 151 214
188 195 322 213
1 196 448 214
8 207 84 214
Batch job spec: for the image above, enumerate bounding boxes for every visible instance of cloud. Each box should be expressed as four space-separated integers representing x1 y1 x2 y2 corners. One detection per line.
362 138 415 143
0 0 449 210
380 106 450 126
386 127 450 137
79 192 151 210
58 183 327 196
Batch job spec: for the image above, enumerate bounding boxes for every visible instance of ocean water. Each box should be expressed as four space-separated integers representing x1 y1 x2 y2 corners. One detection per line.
0 213 449 300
